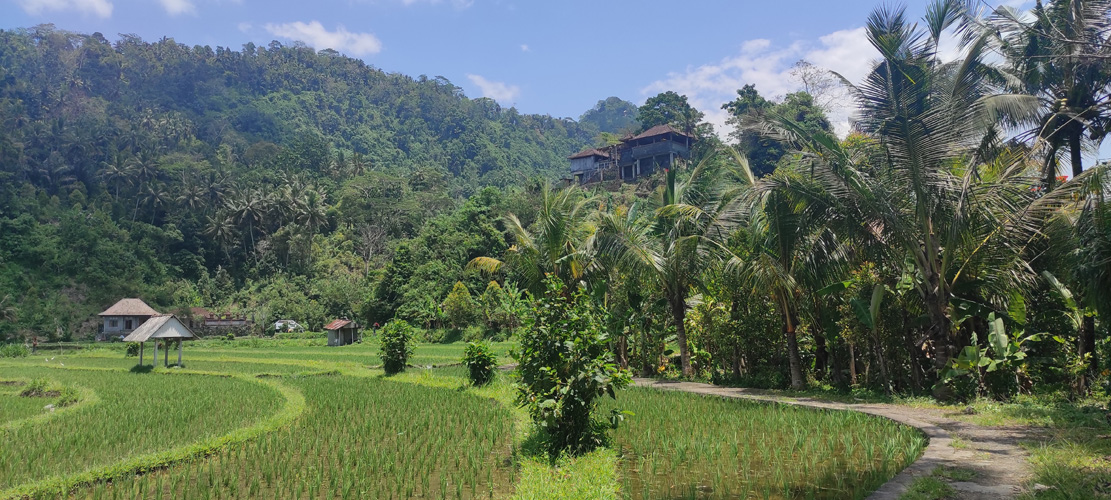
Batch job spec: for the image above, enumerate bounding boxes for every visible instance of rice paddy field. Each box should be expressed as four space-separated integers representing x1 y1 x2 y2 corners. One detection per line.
603 388 926 499
0 337 926 499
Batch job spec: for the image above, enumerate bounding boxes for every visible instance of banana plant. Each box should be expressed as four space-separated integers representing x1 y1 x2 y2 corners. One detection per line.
942 312 1039 382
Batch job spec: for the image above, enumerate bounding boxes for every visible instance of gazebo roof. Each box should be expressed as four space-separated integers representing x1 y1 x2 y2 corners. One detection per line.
123 315 196 342
99 298 160 317
324 319 353 331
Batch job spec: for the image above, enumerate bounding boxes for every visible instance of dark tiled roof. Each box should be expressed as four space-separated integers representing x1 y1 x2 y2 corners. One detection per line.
568 148 611 160
627 124 693 141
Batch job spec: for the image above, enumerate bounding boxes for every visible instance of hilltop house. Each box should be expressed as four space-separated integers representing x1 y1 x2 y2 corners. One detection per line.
98 298 159 341
569 124 695 184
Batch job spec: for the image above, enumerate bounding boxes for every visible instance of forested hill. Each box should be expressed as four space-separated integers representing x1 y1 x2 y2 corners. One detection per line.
0 25 598 339
0 26 595 188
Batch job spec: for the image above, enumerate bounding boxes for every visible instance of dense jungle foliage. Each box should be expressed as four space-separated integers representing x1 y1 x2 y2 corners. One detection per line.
3 0 1111 404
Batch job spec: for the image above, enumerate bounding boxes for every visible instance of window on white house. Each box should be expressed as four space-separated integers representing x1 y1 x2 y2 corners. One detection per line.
109 319 118 328
125 319 133 329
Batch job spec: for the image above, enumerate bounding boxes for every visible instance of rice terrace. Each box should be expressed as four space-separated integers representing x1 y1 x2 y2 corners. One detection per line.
2 0 1111 499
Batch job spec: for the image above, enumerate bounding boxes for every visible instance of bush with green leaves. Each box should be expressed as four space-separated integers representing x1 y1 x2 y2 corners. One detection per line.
0 343 30 358
125 343 141 357
226 333 236 341
442 281 477 330
515 276 631 457
463 341 498 386
378 320 415 375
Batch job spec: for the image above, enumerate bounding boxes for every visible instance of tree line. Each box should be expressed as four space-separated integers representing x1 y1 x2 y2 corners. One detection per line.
473 0 1111 400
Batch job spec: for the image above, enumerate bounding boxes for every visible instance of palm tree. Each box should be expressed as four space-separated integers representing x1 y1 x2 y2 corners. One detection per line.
758 0 1100 379
226 185 269 253
593 157 747 377
205 213 238 261
176 175 207 212
731 170 846 389
139 182 168 224
982 0 1111 186
99 154 132 200
979 0 1111 381
296 190 329 236
469 183 598 295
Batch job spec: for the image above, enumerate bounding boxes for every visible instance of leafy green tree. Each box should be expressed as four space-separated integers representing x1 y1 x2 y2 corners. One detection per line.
443 281 477 330
515 276 631 457
580 97 640 135
637 91 706 137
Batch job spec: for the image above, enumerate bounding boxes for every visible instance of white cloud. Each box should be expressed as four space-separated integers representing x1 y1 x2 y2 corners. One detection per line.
642 27 878 138
237 22 253 33
17 0 112 18
466 74 520 104
264 21 383 56
520 44 530 52
159 0 195 15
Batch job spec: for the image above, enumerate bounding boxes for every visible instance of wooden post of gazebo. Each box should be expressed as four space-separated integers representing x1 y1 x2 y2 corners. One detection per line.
139 342 144 365
152 341 158 366
177 340 183 366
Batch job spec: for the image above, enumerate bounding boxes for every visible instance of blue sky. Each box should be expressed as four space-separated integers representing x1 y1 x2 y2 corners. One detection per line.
3 0 1108 164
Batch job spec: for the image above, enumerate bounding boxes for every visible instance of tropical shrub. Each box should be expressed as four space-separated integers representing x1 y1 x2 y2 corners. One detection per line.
442 281 477 330
379 320 415 375
55 386 80 407
20 378 50 397
515 276 631 457
125 343 140 357
463 341 498 386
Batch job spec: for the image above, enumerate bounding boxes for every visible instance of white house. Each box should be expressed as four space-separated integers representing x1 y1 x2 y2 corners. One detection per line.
98 298 160 340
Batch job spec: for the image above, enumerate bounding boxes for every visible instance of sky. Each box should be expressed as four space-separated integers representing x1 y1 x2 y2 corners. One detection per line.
2 0 1108 165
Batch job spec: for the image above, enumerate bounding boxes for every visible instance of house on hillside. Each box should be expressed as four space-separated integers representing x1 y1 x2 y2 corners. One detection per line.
569 124 695 184
324 319 360 346
98 298 160 341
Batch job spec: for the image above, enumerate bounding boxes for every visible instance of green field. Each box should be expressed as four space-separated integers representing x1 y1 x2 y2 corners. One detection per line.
0 339 925 499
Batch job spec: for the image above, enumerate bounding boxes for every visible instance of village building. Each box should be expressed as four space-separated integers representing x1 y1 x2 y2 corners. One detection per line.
185 307 252 332
98 298 160 341
122 314 196 367
569 124 695 184
324 319 361 346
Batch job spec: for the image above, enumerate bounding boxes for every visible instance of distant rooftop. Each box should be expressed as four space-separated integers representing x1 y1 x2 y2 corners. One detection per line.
99 298 160 317
568 148 611 160
627 124 693 142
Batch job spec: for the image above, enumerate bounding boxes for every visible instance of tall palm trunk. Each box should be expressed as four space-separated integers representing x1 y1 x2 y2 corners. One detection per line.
1070 130 1098 378
783 306 804 390
670 294 692 377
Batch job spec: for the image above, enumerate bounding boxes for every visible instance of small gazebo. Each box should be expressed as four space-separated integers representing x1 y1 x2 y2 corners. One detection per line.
123 315 196 367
